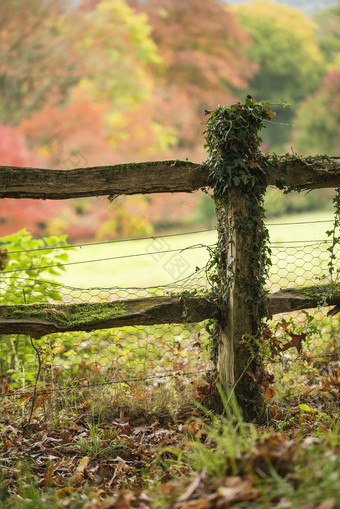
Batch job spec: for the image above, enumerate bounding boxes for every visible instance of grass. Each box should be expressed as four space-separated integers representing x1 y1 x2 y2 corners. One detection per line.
154 396 339 508
55 211 334 289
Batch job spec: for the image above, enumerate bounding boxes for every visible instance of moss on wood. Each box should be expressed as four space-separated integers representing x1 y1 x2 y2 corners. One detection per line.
1 302 126 328
288 283 340 301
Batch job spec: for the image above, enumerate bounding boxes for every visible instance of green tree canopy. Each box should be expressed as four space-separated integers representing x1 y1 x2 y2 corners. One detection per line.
78 0 160 111
234 0 326 151
292 69 340 155
313 3 340 66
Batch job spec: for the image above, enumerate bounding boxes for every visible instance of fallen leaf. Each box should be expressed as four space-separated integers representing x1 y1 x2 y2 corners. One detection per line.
217 476 259 504
55 486 75 499
43 461 55 486
70 456 91 484
183 421 202 438
178 499 209 509
176 471 206 504
265 386 276 399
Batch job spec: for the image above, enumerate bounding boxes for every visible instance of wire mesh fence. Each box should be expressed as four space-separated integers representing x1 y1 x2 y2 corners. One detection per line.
0 268 213 420
268 241 340 357
1 227 340 420
264 240 340 404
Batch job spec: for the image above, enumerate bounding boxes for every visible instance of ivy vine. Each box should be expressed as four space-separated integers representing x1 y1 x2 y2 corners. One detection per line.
204 97 273 346
326 189 340 281
202 97 340 406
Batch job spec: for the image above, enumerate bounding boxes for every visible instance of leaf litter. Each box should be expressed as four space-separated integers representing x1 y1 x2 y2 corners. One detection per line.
0 391 339 509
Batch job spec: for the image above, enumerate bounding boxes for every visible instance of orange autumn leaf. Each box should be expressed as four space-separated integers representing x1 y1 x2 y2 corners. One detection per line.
70 456 91 485
265 386 276 399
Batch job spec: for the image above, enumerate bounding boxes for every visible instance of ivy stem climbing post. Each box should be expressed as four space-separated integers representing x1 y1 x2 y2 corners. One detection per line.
205 99 273 420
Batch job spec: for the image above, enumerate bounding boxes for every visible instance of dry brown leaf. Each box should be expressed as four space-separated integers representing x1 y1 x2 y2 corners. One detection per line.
217 476 259 504
176 471 206 504
178 499 209 509
250 433 297 476
277 319 289 332
54 486 76 499
113 490 136 509
183 421 202 437
70 456 91 484
44 461 55 486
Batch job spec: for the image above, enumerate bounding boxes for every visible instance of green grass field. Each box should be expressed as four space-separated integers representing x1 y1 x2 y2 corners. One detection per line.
56 211 334 289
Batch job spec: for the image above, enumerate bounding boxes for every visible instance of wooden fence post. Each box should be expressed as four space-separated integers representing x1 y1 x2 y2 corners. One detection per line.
214 190 266 420
205 100 272 421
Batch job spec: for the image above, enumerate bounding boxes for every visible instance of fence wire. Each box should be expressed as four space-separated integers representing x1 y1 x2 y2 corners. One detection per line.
0 268 213 419
1 236 340 419
265 241 340 402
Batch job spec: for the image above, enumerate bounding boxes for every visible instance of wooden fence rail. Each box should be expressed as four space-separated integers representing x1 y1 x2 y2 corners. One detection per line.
1 284 340 337
1 157 340 199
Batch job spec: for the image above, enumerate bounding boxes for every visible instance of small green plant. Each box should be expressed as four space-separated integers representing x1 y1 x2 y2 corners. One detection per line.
326 188 340 280
160 387 259 478
0 229 75 393
204 97 273 327
62 417 128 459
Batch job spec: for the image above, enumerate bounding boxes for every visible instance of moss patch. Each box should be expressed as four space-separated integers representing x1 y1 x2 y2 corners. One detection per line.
289 283 340 301
2 302 126 328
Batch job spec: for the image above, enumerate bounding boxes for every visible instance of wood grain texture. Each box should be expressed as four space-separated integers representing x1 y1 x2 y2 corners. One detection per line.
1 285 339 338
1 157 340 199
0 161 209 199
0 295 216 339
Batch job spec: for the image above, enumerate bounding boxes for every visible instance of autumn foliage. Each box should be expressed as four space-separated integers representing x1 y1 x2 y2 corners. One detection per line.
0 0 338 237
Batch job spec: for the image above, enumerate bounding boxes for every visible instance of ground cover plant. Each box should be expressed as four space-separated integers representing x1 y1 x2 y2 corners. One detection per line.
0 383 338 509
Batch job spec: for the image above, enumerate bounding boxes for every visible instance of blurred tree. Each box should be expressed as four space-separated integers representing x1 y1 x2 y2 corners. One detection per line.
234 0 326 152
292 69 340 155
313 3 340 66
78 0 160 110
19 0 176 166
0 0 82 125
0 125 65 236
78 0 177 158
228 0 339 16
127 0 256 155
19 87 113 168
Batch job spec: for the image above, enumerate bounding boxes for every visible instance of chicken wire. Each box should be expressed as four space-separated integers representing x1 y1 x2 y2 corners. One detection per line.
268 241 340 358
0 269 213 414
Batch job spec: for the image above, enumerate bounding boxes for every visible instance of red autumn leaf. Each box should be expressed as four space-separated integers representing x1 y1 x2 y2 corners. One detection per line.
19 393 33 403
328 373 340 389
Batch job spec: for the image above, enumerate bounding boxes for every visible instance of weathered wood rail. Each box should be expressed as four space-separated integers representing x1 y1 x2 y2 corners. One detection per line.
1 157 340 199
1 285 339 338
